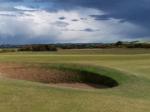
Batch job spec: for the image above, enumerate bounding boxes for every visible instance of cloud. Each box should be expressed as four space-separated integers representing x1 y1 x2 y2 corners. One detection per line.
62 28 100 32
14 6 38 11
0 10 60 44
0 0 150 44
72 19 79 22
59 16 66 20
0 11 24 17
52 21 69 27
0 0 22 2
2 0 150 29
83 28 100 32
55 0 150 29
90 15 111 20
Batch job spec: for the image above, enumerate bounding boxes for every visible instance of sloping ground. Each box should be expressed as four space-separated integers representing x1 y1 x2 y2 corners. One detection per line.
0 63 118 89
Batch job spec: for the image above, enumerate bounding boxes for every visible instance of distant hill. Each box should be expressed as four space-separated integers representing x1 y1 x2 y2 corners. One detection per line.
0 44 21 48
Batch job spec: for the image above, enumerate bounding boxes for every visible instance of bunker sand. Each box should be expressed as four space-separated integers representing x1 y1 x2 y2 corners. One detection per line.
0 63 117 89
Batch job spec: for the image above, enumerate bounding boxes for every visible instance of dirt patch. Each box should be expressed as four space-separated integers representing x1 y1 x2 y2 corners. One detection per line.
0 63 118 89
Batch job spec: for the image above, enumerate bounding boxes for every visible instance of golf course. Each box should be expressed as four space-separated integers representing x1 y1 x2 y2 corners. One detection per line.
0 48 149 112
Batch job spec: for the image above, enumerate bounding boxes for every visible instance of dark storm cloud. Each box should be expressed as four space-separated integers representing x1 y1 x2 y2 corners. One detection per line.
90 15 111 21
59 17 66 20
72 19 79 22
83 28 100 32
2 0 149 29
34 0 150 29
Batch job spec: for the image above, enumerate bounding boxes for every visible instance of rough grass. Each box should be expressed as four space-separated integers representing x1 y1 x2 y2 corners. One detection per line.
0 48 150 112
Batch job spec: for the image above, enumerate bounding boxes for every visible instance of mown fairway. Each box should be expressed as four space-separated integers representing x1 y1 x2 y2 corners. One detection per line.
0 48 150 112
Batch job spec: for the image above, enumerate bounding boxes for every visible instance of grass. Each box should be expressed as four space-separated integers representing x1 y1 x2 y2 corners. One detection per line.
0 48 150 112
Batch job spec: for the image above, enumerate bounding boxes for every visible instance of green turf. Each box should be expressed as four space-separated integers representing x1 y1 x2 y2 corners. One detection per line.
0 48 150 112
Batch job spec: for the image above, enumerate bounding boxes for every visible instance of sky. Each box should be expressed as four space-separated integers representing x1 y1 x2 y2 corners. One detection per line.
0 0 150 44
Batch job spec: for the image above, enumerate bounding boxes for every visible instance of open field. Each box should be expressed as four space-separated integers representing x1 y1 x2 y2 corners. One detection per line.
0 48 150 112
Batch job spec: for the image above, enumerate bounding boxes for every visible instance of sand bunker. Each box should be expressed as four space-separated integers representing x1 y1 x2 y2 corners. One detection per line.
0 63 118 89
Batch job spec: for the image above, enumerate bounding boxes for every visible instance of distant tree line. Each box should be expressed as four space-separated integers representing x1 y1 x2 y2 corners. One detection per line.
1 41 150 52
126 43 150 48
18 44 57 51
16 42 150 52
54 42 150 49
114 41 150 48
54 43 116 49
